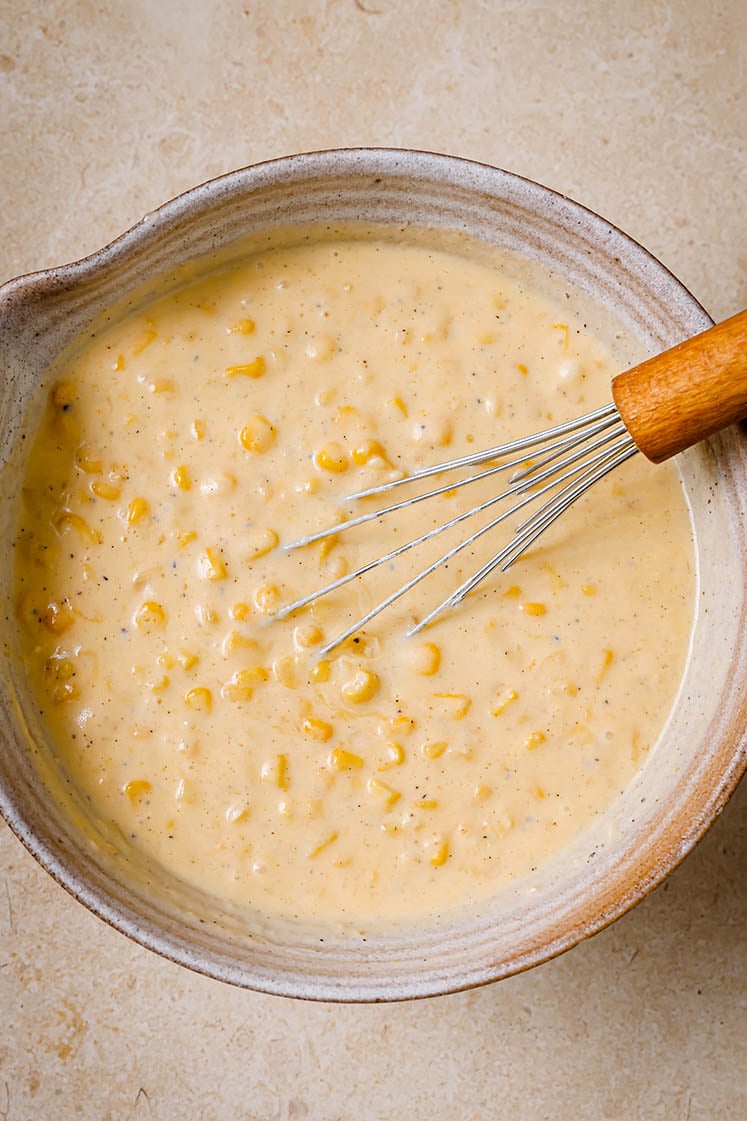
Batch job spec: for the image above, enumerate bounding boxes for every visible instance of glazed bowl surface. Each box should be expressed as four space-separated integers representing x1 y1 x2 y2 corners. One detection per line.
1 149 745 1001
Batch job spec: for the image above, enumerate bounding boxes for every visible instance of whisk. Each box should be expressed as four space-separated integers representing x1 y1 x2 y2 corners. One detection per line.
279 309 747 654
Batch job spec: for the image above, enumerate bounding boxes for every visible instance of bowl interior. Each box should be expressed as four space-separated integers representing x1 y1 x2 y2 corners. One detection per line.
0 150 745 1001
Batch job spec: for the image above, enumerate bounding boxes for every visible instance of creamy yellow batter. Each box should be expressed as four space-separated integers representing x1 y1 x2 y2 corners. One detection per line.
13 236 694 925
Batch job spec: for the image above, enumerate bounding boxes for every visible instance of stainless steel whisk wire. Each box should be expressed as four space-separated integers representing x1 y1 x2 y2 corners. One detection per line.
278 403 639 654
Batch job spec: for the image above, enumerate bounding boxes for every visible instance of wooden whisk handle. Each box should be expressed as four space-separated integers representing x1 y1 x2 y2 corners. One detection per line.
611 308 747 463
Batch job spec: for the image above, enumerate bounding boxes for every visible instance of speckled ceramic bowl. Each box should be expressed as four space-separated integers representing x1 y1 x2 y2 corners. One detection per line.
0 150 745 1001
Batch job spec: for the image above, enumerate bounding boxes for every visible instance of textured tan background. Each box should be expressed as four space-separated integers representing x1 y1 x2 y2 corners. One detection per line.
1 1 745 1118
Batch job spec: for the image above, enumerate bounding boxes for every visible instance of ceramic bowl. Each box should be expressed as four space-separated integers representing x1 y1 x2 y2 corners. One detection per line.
1 150 745 1001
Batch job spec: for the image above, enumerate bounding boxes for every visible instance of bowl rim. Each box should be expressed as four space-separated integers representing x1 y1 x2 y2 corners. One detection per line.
0 146 714 328
1 146 744 1002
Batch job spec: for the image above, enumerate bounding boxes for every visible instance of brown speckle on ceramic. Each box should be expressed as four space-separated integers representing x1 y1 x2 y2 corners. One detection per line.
0 150 744 1002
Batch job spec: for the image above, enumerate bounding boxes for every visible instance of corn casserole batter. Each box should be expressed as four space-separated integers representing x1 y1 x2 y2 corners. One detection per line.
13 236 694 924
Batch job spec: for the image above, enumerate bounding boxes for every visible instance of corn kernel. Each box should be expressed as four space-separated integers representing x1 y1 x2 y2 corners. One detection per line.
520 602 547 616
171 465 191 491
541 562 564 591
421 740 447 760
55 512 102 545
517 362 529 375
430 840 450 867
311 659 331 684
414 799 439 810
198 547 228 582
253 583 280 614
325 555 348 580
132 327 157 355
318 533 339 565
157 652 175 670
329 747 364 769
230 602 252 621
596 649 614 683
134 600 166 631
45 655 75 683
221 630 259 657
408 641 441 676
221 676 254 704
225 802 250 824
582 583 597 596
473 784 492 801
503 585 522 598
341 668 380 704
42 599 75 635
151 378 174 394
387 714 416 736
244 527 279 562
15 592 36 627
123 779 152 803
524 730 547 751
433 692 471 720
297 476 320 496
377 742 405 770
553 322 570 350
387 395 408 417
193 300 217 315
51 380 77 408
176 530 197 548
305 798 324 820
339 633 381 659
261 753 289 790
569 723 595 748
302 717 333 742
273 655 299 688
248 665 270 686
240 414 276 454
332 404 360 425
91 479 121 501
412 414 452 447
367 777 401 808
490 688 519 716
127 497 150 525
222 667 267 702
175 778 197 804
631 731 649 763
191 419 205 440
147 675 170 694
177 737 199 757
226 357 266 378
314 442 349 474
351 439 388 466
294 623 324 649
256 478 273 500
195 604 220 626
314 387 335 406
75 445 103 474
114 354 126 372
177 651 199 670
184 686 212 711
309 831 338 859
52 682 79 705
306 333 337 361
228 317 256 335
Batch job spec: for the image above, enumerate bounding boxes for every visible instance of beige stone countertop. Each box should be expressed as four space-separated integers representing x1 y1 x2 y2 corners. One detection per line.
1 2 745 1118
